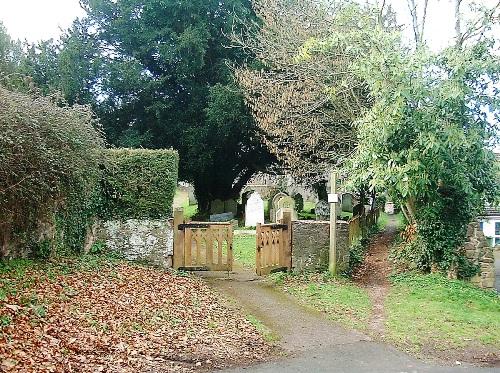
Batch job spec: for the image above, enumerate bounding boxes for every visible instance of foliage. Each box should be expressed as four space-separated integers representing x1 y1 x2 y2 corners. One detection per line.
0 86 105 258
386 273 500 351
102 149 179 219
346 33 499 276
293 194 304 212
270 272 372 331
0 255 272 371
21 0 274 212
0 22 22 77
234 0 397 184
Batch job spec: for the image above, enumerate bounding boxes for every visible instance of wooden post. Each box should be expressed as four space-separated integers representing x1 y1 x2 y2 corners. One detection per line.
329 171 338 275
173 208 185 269
256 223 262 276
281 211 292 271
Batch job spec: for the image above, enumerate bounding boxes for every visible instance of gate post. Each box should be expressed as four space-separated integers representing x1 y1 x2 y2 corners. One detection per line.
281 211 292 271
256 223 262 276
173 208 185 269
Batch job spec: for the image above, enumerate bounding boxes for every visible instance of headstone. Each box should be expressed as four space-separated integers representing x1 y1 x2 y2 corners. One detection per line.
293 193 304 212
224 199 238 215
276 207 293 223
270 192 288 222
385 202 395 215
341 193 354 213
210 199 224 215
188 187 197 205
245 193 265 227
275 196 298 221
315 200 330 221
210 212 234 222
353 203 365 217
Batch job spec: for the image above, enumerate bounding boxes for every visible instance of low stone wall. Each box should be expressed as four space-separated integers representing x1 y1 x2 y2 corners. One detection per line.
97 219 174 268
292 220 349 273
463 222 495 289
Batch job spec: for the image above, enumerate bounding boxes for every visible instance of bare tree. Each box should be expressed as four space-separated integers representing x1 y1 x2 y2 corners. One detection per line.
406 0 430 45
454 0 500 48
232 0 394 185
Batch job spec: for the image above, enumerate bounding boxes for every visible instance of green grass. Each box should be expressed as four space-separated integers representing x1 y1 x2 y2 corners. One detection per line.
270 273 372 330
233 235 256 268
246 314 280 343
173 188 198 219
386 273 500 351
303 201 315 213
377 212 389 230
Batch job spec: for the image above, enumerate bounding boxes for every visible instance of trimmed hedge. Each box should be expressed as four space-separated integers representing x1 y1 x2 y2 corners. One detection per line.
102 149 179 219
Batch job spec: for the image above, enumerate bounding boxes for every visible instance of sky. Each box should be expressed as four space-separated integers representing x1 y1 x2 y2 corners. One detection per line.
0 0 468 48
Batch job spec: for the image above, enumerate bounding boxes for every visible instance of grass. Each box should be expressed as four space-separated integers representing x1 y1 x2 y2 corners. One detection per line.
173 188 198 219
385 273 500 352
246 314 280 343
377 212 389 230
269 273 372 331
233 235 256 268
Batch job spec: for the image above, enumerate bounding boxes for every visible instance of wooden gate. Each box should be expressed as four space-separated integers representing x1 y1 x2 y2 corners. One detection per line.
173 209 233 271
256 211 292 276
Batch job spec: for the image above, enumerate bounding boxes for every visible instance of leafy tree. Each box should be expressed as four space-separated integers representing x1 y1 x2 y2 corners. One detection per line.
30 0 274 212
0 22 22 77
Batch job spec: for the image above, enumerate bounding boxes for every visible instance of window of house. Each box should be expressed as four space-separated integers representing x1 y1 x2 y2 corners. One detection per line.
479 222 484 230
496 222 500 236
495 237 500 246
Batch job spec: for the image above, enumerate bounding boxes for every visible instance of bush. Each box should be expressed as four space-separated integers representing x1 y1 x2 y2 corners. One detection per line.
102 149 179 219
0 86 105 258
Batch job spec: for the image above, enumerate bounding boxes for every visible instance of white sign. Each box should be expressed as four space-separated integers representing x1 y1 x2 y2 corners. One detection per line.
328 193 339 203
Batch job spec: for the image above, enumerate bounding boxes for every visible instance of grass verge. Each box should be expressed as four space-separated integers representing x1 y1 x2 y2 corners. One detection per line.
269 273 372 331
386 273 500 353
233 235 256 269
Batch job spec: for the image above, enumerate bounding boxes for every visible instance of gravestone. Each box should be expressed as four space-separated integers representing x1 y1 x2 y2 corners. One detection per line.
315 200 330 221
245 193 265 227
270 192 288 222
209 212 234 222
341 193 354 213
275 196 298 221
210 199 224 215
188 187 197 205
224 199 238 215
276 207 294 222
294 193 304 212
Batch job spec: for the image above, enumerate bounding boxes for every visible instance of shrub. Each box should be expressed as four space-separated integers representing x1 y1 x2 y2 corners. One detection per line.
0 86 105 258
101 149 179 219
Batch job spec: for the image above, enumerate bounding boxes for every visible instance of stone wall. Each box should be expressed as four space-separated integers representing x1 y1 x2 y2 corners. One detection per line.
463 222 495 289
292 220 349 273
97 219 174 268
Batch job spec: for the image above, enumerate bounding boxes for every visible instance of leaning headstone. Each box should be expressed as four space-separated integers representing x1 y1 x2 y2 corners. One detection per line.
315 200 330 221
210 212 234 222
245 193 265 227
276 207 294 222
210 199 224 215
341 193 354 213
224 199 238 215
188 186 197 205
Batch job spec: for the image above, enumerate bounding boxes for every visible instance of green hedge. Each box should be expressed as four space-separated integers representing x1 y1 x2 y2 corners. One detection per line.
102 149 179 219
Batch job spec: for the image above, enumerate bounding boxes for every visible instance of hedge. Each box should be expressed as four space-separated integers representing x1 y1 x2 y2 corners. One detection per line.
0 86 105 258
102 149 179 219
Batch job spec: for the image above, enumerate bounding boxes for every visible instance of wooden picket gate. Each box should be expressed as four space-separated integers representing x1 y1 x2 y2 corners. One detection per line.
173 209 233 271
255 211 292 276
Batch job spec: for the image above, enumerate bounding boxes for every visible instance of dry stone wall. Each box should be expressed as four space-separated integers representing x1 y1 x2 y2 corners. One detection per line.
97 219 174 268
292 220 350 273
463 222 495 289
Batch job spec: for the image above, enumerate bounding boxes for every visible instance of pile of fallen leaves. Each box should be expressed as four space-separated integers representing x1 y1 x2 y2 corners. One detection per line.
0 258 272 372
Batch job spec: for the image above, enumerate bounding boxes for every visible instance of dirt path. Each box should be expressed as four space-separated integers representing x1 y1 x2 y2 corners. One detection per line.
197 265 493 372
352 215 398 338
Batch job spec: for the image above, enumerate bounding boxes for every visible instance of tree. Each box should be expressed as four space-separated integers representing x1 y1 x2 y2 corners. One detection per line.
345 29 499 276
233 0 397 188
21 0 274 213
0 22 22 78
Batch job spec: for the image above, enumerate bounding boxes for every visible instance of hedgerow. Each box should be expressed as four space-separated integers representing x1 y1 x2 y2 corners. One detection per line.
101 149 179 219
0 86 105 258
